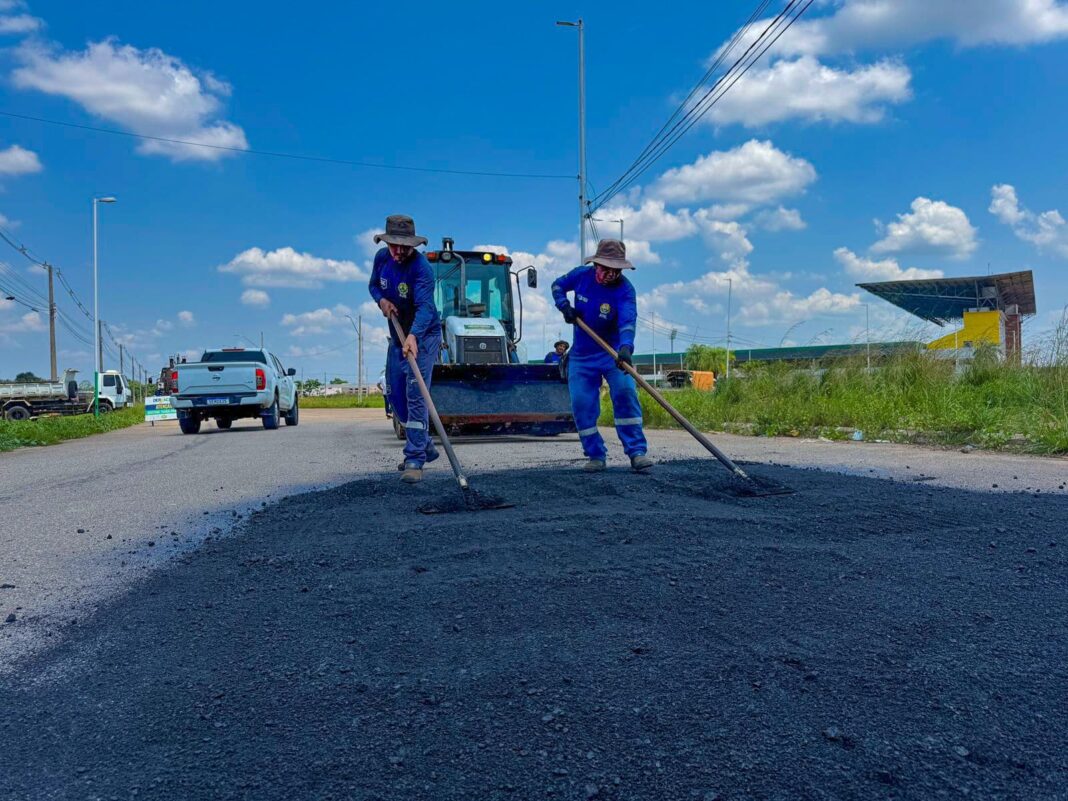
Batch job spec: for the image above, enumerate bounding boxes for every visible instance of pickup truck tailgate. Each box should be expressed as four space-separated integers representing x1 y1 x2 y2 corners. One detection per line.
177 363 259 395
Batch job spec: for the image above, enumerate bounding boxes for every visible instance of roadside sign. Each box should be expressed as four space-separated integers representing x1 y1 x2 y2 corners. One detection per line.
145 395 177 422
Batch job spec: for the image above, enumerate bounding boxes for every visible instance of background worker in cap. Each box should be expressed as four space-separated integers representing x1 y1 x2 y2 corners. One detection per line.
368 215 442 483
551 239 652 472
544 340 569 364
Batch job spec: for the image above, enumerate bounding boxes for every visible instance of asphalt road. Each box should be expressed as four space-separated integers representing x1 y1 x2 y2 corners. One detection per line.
2 409 1066 672
1 446 1066 799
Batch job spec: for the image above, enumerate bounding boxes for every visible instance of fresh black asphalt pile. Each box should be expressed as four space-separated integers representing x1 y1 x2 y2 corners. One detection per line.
2 461 1067 800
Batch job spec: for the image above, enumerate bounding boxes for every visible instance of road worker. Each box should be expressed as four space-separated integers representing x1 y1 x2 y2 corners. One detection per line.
367 215 442 483
544 340 569 364
551 239 652 472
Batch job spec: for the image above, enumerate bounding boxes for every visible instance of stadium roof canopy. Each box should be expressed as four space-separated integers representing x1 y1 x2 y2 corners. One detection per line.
857 270 1036 326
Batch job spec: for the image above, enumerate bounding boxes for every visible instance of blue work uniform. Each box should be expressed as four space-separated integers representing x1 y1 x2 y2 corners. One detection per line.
551 266 647 461
544 352 562 364
368 247 442 467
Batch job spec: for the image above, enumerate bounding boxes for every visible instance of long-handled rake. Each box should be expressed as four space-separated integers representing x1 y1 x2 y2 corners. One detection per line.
388 315 512 512
575 317 793 497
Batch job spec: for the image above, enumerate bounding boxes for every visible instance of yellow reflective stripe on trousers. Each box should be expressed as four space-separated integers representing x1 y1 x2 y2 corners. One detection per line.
403 420 425 430
614 417 642 426
577 426 599 437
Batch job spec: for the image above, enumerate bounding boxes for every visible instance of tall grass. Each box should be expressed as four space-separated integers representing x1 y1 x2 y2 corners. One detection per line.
299 394 386 409
600 325 1068 454
0 405 146 453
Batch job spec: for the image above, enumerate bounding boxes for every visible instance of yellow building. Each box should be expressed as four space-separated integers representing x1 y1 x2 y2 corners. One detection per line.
857 271 1035 361
926 309 1004 351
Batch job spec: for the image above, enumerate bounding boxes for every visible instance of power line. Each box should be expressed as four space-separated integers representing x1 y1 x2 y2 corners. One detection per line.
0 110 576 181
589 0 815 212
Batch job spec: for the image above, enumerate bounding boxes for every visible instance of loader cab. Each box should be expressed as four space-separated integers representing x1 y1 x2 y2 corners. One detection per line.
428 249 517 340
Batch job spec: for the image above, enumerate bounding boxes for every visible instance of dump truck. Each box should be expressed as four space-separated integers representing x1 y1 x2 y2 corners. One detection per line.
389 239 575 437
0 369 132 420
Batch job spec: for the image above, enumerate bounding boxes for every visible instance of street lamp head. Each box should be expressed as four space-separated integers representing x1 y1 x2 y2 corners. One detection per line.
556 20 577 26
96 196 117 204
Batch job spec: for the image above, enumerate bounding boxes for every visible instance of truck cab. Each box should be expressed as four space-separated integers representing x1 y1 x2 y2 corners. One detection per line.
96 370 132 409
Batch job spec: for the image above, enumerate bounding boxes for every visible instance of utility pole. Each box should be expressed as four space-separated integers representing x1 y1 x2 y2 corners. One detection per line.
260 331 264 348
864 303 871 371
92 196 116 416
651 311 657 383
119 343 124 378
557 19 587 261
725 277 733 381
358 315 364 402
670 328 677 354
45 262 58 381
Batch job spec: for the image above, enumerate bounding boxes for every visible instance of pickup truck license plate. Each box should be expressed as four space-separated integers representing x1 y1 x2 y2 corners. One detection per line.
206 397 229 405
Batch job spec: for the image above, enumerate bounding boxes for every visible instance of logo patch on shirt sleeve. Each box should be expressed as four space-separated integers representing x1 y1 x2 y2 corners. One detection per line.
379 277 388 289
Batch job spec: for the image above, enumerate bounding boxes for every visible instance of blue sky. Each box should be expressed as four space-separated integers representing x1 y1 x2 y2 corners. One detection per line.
1 0 1067 382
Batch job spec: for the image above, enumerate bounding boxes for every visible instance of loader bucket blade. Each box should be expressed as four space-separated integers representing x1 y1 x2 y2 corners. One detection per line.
430 364 575 436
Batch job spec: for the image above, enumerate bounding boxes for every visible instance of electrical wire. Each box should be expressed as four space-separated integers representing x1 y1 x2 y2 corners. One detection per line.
0 110 575 181
589 0 815 212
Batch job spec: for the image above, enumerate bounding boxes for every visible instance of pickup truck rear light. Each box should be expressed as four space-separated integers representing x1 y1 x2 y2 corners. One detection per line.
255 368 266 390
170 370 178 391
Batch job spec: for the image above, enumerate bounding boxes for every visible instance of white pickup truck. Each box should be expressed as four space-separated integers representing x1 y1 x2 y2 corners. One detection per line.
169 348 299 434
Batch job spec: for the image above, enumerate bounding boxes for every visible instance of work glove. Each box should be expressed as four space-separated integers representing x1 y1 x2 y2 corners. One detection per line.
560 303 580 324
616 344 634 368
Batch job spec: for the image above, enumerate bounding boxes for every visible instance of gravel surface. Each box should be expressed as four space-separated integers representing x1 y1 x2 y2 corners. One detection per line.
2 459 1066 800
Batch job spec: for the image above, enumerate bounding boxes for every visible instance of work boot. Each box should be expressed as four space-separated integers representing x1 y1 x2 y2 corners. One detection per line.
397 449 439 471
582 458 607 472
630 453 654 472
400 464 423 483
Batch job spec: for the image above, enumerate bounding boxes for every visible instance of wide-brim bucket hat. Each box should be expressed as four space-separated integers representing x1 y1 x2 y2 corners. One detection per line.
584 238 635 270
373 214 428 247
554 340 570 349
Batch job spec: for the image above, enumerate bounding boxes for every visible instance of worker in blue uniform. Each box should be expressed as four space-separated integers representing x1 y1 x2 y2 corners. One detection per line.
544 340 569 364
368 215 442 483
551 239 652 472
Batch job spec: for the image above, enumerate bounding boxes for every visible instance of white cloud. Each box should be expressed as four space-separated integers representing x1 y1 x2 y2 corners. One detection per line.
870 197 978 259
472 243 510 255
219 246 366 289
355 227 382 257
177 310 195 326
748 0 1068 56
989 183 1068 258
706 57 912 127
508 239 579 282
652 140 816 205
753 206 806 232
621 240 660 265
240 288 271 307
13 38 247 162
0 310 44 333
0 144 42 175
595 199 697 242
0 12 41 35
739 287 862 325
834 247 944 281
281 303 353 337
693 216 755 268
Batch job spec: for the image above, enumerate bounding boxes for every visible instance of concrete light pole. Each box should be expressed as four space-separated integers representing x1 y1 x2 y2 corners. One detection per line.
92 196 116 417
556 19 587 261
345 314 364 401
725 277 733 381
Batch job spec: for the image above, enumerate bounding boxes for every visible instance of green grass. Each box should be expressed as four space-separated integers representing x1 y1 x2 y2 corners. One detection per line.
0 405 146 453
599 350 1068 455
300 394 386 409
